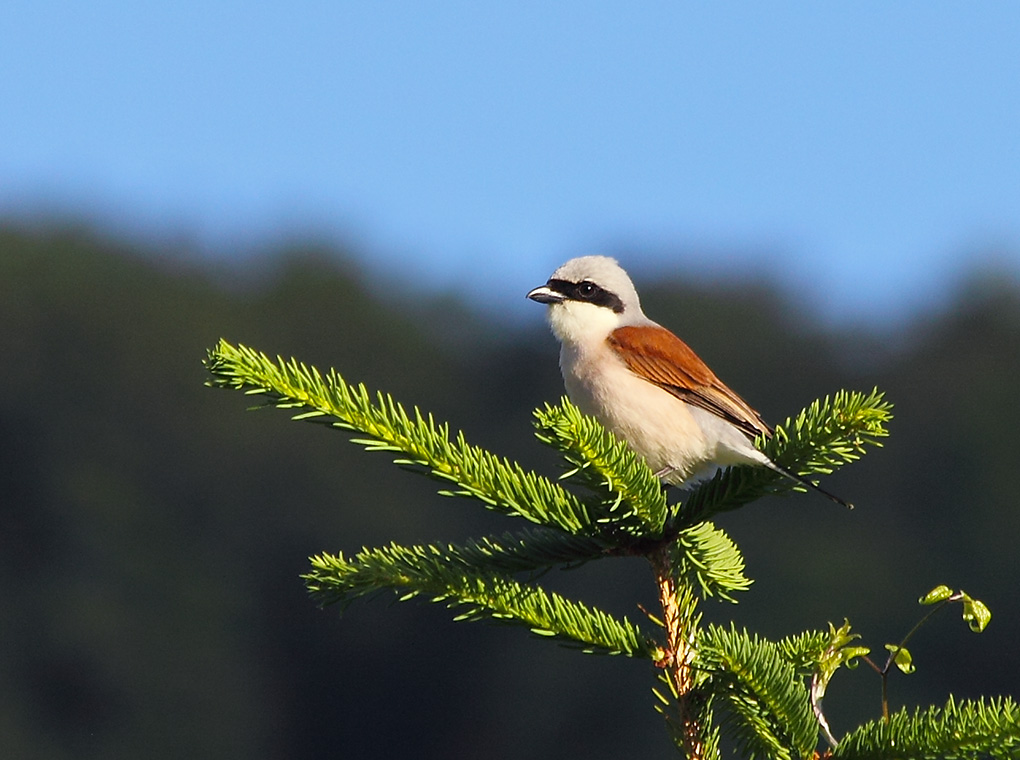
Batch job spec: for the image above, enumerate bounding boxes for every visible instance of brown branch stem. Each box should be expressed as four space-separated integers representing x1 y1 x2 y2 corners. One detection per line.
651 544 705 760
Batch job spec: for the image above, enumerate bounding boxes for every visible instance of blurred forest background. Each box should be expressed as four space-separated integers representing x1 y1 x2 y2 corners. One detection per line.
1 222 1018 759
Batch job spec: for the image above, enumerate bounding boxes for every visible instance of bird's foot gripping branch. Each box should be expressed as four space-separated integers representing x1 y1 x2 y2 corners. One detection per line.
205 339 1016 760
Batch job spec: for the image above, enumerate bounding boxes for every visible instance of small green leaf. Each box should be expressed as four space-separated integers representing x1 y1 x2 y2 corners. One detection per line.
919 584 953 605
841 646 871 670
816 621 871 686
886 644 915 674
961 595 992 632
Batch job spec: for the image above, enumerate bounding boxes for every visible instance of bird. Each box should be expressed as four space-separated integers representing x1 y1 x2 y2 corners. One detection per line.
526 255 851 508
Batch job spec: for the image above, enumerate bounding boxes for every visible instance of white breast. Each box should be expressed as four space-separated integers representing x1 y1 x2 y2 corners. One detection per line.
558 339 769 487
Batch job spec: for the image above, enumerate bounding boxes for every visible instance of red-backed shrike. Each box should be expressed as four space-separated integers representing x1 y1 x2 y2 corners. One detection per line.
527 255 850 508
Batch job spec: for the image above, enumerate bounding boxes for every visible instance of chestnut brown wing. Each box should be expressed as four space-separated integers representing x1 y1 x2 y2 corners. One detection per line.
608 325 772 440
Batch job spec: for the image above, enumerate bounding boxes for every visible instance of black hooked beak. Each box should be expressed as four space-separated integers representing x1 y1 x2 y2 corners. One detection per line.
526 283 565 304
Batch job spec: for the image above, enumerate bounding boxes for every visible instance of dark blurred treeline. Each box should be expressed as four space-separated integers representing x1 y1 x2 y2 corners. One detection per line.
1 224 1017 759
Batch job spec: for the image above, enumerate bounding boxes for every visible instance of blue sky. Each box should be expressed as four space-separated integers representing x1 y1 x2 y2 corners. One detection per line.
2 2 1018 324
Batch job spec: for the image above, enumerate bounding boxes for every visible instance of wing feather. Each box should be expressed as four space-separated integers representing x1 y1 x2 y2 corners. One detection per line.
607 325 772 440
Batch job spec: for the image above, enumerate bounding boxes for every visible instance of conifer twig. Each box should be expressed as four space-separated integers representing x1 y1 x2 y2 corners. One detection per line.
650 544 705 760
207 339 1020 759
204 340 597 533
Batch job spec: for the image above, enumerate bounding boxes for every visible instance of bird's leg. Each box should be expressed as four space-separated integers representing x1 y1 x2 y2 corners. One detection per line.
653 465 678 480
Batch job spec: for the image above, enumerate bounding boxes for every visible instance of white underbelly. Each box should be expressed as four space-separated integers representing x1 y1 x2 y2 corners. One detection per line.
561 351 767 486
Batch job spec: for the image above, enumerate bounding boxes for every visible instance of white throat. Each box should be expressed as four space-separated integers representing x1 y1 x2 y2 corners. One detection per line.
546 300 624 348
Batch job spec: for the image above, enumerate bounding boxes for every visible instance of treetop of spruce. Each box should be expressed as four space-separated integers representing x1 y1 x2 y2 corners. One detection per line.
206 339 1016 759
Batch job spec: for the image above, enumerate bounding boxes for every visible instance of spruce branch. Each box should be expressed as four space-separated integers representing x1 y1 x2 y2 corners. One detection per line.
703 623 869 751
765 388 892 477
444 527 616 574
304 541 656 657
672 389 892 526
653 670 721 760
533 399 669 535
804 622 871 749
204 340 944 759
832 696 1020 759
674 521 752 603
650 544 709 759
775 628 844 675
205 340 596 534
697 625 819 760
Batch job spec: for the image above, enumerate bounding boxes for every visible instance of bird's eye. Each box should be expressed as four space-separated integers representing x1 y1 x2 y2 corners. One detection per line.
576 281 598 299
